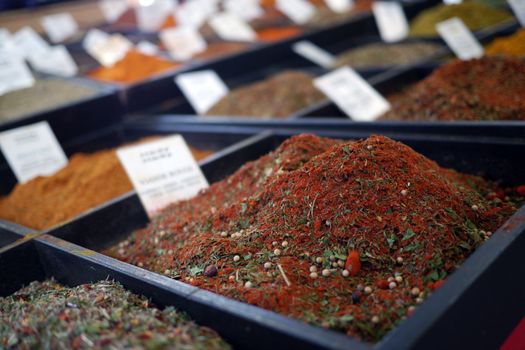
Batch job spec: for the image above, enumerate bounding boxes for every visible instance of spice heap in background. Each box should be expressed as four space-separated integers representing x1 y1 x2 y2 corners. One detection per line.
0 280 231 350
409 2 512 37
485 29 525 57
88 51 179 84
0 80 96 123
333 42 443 68
109 134 523 342
381 57 525 121
0 141 212 230
206 71 325 118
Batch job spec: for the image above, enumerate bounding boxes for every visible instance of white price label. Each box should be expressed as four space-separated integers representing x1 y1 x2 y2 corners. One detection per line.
136 41 159 56
160 27 207 61
508 0 525 26
176 0 215 29
117 135 209 216
436 17 483 60
175 70 229 114
0 29 11 45
0 29 22 60
372 2 409 43
276 0 316 24
83 29 111 52
314 67 390 121
443 0 462 4
0 54 34 96
292 40 336 68
12 27 50 59
325 0 354 13
224 0 264 21
86 33 133 67
209 12 257 42
135 0 176 32
41 13 79 43
28 45 78 77
0 122 68 183
99 0 129 23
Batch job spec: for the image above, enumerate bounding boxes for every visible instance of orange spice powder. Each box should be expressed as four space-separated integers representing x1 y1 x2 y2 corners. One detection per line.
0 143 213 230
256 26 302 42
88 50 179 84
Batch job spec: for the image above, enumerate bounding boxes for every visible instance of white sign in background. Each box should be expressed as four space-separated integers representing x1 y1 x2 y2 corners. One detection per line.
0 122 68 183
40 13 79 43
508 0 525 26
223 0 265 21
160 27 207 61
99 0 129 23
314 67 391 121
372 2 409 43
117 135 209 216
175 70 229 114
276 0 316 24
292 40 336 68
436 17 483 60
208 12 257 42
0 53 34 96
325 0 354 13
135 0 176 32
28 45 78 77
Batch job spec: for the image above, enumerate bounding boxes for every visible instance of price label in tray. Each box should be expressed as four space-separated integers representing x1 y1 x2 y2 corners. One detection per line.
41 12 79 43
117 135 209 216
175 70 229 114
292 40 336 68
0 122 68 184
209 12 257 42
314 67 390 121
276 0 316 24
372 1 409 43
436 17 483 60
508 0 525 26
160 26 207 61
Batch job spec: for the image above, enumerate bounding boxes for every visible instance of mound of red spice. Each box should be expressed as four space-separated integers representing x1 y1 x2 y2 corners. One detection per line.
381 57 525 121
109 134 521 342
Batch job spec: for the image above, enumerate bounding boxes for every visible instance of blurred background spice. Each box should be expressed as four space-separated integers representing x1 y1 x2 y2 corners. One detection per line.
109 134 521 342
194 42 249 61
88 50 178 84
0 280 231 350
333 42 443 68
0 80 96 123
381 57 525 121
0 142 213 230
409 3 512 37
205 71 324 118
256 26 303 42
485 29 525 57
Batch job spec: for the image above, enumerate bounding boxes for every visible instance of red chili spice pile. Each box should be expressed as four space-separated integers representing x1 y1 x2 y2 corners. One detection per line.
381 57 525 121
109 134 522 342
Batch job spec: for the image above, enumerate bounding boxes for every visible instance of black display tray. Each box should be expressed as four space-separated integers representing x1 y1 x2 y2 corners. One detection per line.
2 128 525 350
0 220 32 248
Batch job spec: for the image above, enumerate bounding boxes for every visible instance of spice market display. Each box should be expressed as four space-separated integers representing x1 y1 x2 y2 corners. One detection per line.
0 280 231 349
108 134 524 342
1 0 525 349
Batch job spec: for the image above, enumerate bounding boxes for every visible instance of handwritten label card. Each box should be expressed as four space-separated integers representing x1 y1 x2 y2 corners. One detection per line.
436 17 483 60
117 135 209 216
0 122 68 183
208 12 257 42
224 0 264 21
292 40 336 68
175 70 229 114
372 2 409 42
314 67 390 121
41 13 79 43
99 0 129 23
160 27 207 61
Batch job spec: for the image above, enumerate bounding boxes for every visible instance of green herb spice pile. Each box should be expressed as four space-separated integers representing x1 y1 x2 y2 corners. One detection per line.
109 134 523 342
0 80 96 123
333 42 442 69
409 3 512 37
0 280 231 350
381 57 525 121
205 71 324 118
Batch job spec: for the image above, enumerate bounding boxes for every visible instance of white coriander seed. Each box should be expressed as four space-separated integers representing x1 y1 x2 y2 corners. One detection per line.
274 249 281 256
342 270 350 277
364 286 373 295
244 281 253 288
316 257 324 264
471 204 479 211
233 255 240 262
310 272 318 279
371 315 380 323
264 262 272 269
411 287 420 297
396 256 404 264
389 282 397 289
281 241 288 247
309 266 318 273
395 275 403 283
322 269 330 277
401 189 408 196
387 277 395 283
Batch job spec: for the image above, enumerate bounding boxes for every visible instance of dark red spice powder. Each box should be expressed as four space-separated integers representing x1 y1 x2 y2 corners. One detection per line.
108 134 523 342
381 57 525 121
